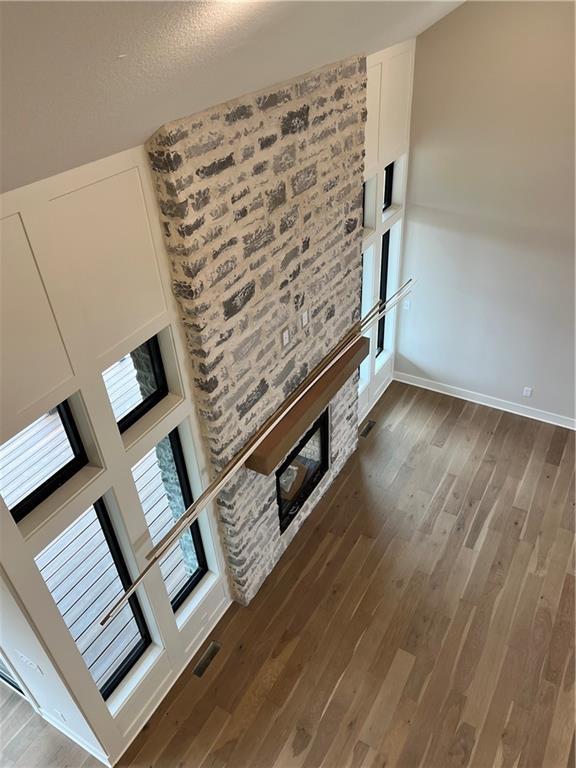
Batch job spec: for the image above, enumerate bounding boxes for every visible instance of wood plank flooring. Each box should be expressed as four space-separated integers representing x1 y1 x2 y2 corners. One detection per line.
3 382 575 767
0 683 89 768
120 383 575 768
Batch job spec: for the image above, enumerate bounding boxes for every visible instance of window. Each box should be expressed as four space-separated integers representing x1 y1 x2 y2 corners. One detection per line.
383 162 394 212
35 499 150 699
377 231 391 355
132 430 207 612
0 656 22 694
0 402 88 522
102 336 168 433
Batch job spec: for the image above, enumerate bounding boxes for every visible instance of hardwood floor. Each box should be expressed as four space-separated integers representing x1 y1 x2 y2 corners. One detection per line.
122 383 575 768
0 683 90 768
3 382 575 767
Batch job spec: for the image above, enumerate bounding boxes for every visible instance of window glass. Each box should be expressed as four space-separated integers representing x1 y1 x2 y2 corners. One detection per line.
132 431 207 611
383 162 395 212
0 656 21 693
0 403 87 522
103 336 168 432
377 231 391 355
35 500 150 699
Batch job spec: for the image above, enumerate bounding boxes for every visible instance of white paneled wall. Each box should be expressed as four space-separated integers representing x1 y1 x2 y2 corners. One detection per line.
376 45 414 168
0 40 416 764
0 147 230 765
38 169 167 365
365 41 414 177
360 41 415 421
0 215 73 440
0 567 108 762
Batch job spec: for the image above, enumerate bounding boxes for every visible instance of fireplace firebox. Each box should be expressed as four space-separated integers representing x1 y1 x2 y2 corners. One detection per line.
276 410 330 534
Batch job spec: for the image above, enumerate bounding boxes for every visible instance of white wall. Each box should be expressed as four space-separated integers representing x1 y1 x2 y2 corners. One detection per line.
0 38 418 762
0 569 107 762
0 147 231 764
360 41 415 422
396 1 575 428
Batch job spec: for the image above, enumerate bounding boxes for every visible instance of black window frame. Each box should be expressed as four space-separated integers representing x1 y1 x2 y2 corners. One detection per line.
92 498 151 700
0 658 23 695
113 336 169 434
276 410 330 535
7 401 88 524
377 230 391 356
158 430 208 613
383 162 395 212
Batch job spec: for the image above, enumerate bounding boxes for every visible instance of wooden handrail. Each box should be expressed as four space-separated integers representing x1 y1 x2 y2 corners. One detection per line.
100 279 413 625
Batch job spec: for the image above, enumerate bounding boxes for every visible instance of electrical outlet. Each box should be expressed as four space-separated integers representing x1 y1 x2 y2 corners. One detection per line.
522 386 533 398
301 310 309 328
281 328 290 348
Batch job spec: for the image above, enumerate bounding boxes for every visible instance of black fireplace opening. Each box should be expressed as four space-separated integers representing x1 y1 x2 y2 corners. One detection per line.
276 409 330 534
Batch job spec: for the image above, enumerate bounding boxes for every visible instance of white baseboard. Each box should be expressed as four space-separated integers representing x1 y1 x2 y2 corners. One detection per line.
393 371 576 431
358 374 393 425
111 588 231 766
373 373 393 405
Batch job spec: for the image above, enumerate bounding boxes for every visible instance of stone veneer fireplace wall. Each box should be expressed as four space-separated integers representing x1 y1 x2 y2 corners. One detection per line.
146 56 366 603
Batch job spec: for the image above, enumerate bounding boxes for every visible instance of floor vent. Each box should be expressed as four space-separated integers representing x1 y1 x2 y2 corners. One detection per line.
193 641 221 678
359 420 376 438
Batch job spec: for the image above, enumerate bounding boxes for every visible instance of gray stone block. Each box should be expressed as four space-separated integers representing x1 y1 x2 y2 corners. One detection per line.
196 153 235 178
290 164 318 196
256 89 292 111
146 55 366 605
272 144 296 174
265 182 287 213
222 280 256 320
236 378 269 418
243 223 275 258
225 104 254 123
258 134 277 150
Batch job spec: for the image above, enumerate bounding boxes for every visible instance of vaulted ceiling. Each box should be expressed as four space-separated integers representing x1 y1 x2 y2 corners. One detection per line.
0 1 461 191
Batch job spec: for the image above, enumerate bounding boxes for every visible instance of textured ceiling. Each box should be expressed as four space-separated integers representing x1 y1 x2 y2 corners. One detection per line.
0 1 461 191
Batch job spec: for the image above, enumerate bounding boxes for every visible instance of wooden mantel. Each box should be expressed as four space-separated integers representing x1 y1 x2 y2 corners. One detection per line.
245 336 369 475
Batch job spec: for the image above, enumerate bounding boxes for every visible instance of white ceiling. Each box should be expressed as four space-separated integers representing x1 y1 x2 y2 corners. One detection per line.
0 1 461 192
